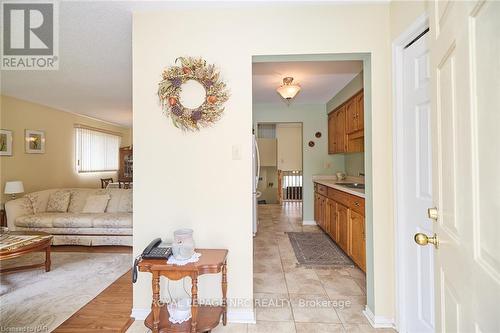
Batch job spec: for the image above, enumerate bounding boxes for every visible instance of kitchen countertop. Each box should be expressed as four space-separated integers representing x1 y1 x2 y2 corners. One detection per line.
312 175 365 198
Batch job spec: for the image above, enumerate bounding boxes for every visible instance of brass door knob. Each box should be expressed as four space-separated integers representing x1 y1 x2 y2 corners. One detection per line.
414 233 439 249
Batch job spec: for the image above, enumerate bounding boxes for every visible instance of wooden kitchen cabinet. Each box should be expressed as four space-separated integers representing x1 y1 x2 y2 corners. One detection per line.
314 193 320 225
327 106 346 154
336 203 349 253
349 210 366 271
314 193 326 230
328 112 336 154
327 199 338 241
345 98 357 134
323 197 330 234
328 89 364 154
314 182 366 272
355 91 364 131
336 108 346 153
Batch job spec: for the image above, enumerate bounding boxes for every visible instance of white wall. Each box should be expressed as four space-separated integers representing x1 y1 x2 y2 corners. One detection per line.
133 3 394 320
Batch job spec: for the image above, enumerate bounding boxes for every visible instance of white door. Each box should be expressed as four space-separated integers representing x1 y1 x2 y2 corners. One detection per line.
401 30 435 333
276 123 302 171
426 1 500 332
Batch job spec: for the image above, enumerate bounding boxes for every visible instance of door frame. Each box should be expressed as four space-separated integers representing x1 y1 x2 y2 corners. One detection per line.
391 13 429 333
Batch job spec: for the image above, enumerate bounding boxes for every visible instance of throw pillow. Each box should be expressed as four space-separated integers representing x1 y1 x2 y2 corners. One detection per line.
46 191 71 213
82 194 110 213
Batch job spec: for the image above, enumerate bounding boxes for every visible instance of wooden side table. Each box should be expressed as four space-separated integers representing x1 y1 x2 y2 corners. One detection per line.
138 249 228 333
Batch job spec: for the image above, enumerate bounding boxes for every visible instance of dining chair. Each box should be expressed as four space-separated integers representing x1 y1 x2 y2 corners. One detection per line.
101 178 114 189
118 180 132 189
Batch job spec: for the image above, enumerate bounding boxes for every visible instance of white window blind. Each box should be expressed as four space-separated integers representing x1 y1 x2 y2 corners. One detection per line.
75 127 121 173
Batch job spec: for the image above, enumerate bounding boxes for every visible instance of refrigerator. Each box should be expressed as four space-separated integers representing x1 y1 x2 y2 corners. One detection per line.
252 134 261 236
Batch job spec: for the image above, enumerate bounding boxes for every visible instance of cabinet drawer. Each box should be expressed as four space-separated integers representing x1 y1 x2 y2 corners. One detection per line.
327 187 365 215
316 184 328 196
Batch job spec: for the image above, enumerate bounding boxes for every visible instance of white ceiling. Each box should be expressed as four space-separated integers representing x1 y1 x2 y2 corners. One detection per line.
253 61 363 104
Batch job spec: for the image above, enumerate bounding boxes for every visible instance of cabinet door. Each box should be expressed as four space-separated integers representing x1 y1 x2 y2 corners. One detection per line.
320 195 328 230
349 210 366 272
318 194 324 229
345 98 357 134
323 197 330 234
355 92 364 132
327 200 338 241
336 108 346 153
328 112 336 154
314 193 319 224
337 203 349 252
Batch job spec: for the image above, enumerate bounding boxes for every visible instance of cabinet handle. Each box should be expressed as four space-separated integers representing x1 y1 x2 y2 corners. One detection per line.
354 202 360 207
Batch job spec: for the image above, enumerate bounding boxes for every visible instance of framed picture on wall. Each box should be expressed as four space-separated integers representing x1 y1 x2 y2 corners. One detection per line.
0 129 13 156
25 129 46 154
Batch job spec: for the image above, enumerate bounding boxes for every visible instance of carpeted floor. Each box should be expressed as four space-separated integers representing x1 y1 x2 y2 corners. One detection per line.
0 251 131 332
287 232 354 268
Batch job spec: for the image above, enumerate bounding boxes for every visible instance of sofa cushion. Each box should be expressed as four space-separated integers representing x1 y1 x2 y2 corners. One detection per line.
82 194 110 213
68 189 107 213
26 189 59 214
92 213 132 228
15 213 59 228
15 226 132 235
105 189 132 213
52 213 94 228
47 190 71 212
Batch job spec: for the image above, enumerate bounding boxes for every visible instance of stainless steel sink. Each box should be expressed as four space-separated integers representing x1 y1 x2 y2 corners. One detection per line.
338 182 365 189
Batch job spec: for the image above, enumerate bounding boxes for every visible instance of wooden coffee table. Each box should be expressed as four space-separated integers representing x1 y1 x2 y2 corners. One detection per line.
0 231 53 273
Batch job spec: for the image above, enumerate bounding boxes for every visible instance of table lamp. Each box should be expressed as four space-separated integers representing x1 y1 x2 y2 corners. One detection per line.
4 181 24 200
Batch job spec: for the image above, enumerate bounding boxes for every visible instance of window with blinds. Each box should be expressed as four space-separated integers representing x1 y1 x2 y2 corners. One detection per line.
75 126 121 173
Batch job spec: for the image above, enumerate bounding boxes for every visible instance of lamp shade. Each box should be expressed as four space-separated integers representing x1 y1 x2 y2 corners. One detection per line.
276 77 301 100
4 181 24 194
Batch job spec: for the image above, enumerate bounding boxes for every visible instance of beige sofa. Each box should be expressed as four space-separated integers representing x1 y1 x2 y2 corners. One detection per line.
5 188 132 246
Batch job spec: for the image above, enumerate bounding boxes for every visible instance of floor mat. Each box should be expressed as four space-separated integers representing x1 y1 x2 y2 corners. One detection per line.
287 232 354 268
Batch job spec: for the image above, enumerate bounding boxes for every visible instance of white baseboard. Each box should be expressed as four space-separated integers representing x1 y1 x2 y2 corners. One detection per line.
302 220 317 226
131 308 150 320
363 306 395 329
131 308 256 324
227 309 256 323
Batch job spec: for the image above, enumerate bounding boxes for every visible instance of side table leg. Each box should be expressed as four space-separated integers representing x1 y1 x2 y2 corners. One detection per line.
45 244 51 272
222 261 227 325
191 274 199 333
152 272 161 333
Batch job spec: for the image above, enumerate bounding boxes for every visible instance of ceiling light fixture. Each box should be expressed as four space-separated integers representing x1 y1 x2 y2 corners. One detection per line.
276 77 301 103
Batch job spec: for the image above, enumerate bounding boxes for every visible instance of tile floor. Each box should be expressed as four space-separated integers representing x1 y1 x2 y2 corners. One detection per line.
128 203 395 333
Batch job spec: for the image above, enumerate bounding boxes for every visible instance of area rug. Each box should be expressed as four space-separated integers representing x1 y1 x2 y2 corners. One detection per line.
287 232 354 268
0 252 131 332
